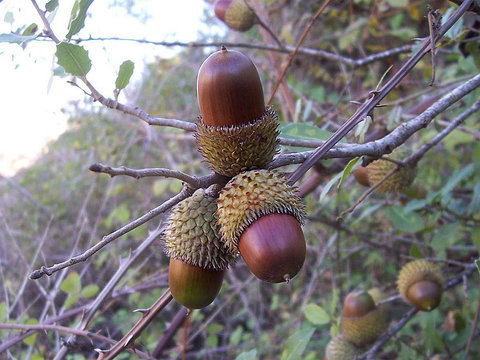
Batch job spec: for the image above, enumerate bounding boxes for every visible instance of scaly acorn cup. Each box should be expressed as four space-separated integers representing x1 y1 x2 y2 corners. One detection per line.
195 47 279 177
397 259 444 311
325 334 364 360
214 0 256 32
340 291 387 347
163 189 236 309
216 169 306 283
366 146 417 193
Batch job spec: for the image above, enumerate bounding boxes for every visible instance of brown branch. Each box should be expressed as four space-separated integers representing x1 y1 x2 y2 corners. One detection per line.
285 0 474 186
151 307 189 358
97 288 173 360
29 188 190 280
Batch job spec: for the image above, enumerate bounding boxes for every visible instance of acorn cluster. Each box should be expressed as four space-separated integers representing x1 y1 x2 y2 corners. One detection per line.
213 0 256 32
163 47 306 309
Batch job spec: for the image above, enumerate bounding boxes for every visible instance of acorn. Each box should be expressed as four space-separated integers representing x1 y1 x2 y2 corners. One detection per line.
163 189 236 309
216 169 306 283
353 165 370 187
195 47 279 177
325 334 363 360
340 290 387 347
366 147 417 193
397 259 444 311
214 0 256 32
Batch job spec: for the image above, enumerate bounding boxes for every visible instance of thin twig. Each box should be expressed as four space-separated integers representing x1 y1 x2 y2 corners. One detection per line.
29 189 190 280
266 0 332 105
96 288 173 360
285 0 474 186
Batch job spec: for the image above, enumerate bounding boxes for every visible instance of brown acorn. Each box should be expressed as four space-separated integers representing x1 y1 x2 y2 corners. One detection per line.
340 291 387 346
195 47 279 177
353 166 370 187
163 189 236 309
216 169 306 283
397 259 444 311
214 0 256 32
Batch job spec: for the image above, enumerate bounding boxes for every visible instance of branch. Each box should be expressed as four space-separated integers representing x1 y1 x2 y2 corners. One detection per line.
0 323 149 359
285 0 474 186
269 72 480 169
97 288 173 360
53 37 412 68
29 189 190 280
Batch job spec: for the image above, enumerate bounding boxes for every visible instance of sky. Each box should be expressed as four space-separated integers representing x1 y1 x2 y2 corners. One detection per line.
0 0 220 176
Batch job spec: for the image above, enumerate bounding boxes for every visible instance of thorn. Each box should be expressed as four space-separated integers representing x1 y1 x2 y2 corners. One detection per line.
124 334 134 347
133 308 149 314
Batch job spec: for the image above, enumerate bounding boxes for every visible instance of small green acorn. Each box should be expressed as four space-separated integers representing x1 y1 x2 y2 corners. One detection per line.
163 189 236 309
340 290 387 346
397 259 444 311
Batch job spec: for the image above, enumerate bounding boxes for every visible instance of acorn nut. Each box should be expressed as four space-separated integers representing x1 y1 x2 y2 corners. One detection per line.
340 291 387 346
214 0 256 32
196 47 279 177
216 169 306 283
163 189 235 309
397 259 444 311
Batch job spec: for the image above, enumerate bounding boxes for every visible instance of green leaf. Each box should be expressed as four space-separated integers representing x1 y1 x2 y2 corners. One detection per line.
81 284 99 298
387 0 408 7
45 0 59 12
60 272 81 294
475 259 480 275
22 23 38 36
472 227 480 253
280 123 344 143
0 302 6 321
384 207 425 233
304 304 330 325
440 164 474 197
0 33 37 44
229 326 243 346
409 243 422 258
339 157 360 189
55 42 91 76
319 171 343 202
235 349 257 360
206 334 218 348
66 0 94 39
63 294 80 310
467 182 480 215
106 204 130 225
115 60 135 90
280 327 315 360
22 318 38 346
431 223 463 254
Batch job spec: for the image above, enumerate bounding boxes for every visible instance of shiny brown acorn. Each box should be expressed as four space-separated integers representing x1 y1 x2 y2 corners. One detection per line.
340 291 387 346
214 0 256 32
163 189 236 309
353 165 370 187
195 47 278 177
217 169 306 283
397 259 444 311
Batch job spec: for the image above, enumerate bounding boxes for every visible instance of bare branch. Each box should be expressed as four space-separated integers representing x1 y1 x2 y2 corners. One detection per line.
29 189 190 280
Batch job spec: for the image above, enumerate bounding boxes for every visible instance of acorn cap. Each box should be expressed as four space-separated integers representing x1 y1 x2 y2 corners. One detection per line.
197 47 264 127
163 188 236 270
216 169 306 254
397 259 444 311
195 106 279 177
366 147 417 193
340 291 387 346
214 0 256 32
325 334 363 360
